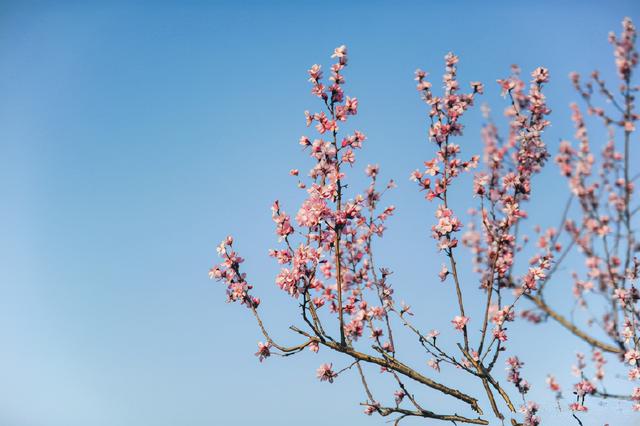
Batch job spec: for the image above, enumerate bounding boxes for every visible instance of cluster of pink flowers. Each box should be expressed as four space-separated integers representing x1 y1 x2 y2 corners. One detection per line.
610 17 638 81
469 65 552 288
490 305 515 342
411 53 481 203
568 368 596 413
209 236 259 308
506 356 530 395
432 205 463 249
229 44 397 370
271 200 294 240
412 51 554 420
573 379 596 398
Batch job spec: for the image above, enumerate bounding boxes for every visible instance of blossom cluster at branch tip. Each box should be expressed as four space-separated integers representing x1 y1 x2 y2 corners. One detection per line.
209 236 259 308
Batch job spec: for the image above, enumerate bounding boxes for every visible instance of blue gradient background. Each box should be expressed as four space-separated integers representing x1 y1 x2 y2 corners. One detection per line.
1 1 639 425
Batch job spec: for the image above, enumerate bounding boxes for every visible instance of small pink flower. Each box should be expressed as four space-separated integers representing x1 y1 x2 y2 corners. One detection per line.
208 266 224 280
381 341 394 352
365 164 379 177
345 97 358 115
470 81 484 94
307 64 322 82
409 169 423 182
255 341 271 362
493 328 508 342
531 66 550 83
569 402 588 412
316 363 337 383
497 78 516 97
546 375 561 392
626 349 640 366
424 159 440 176
451 315 469 331
341 149 355 164
574 379 596 396
363 404 378 415
331 45 347 59
438 264 449 282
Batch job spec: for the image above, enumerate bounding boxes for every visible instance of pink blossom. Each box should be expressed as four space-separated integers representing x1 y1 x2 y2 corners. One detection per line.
345 97 358 114
316 363 336 383
626 349 640 366
307 64 323 83
331 45 347 59
451 315 469 331
428 358 441 372
296 197 328 227
493 328 508 342
546 375 561 392
438 264 449 282
569 402 588 412
470 81 484 94
255 341 271 362
365 164 379 177
341 149 355 165
531 66 550 83
363 404 379 415
275 268 301 297
574 379 596 397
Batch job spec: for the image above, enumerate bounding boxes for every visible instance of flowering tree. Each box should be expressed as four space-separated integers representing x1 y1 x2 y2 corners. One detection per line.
210 18 638 425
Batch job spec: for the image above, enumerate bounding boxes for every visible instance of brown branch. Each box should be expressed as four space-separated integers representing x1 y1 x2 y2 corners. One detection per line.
364 405 489 425
480 376 504 420
249 305 312 353
290 326 484 414
334 225 346 346
594 390 633 401
526 295 623 353
458 343 516 414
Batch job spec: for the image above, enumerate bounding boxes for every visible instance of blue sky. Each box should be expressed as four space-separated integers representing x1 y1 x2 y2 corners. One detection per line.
0 1 638 425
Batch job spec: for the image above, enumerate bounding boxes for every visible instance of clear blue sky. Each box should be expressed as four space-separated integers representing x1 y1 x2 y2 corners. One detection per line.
1 1 638 425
